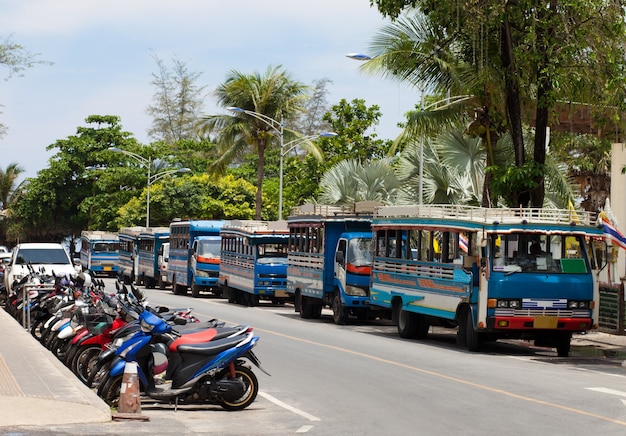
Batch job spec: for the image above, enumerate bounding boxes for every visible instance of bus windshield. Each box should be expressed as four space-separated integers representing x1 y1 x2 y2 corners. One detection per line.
348 238 372 267
257 242 287 265
197 239 220 259
492 233 589 274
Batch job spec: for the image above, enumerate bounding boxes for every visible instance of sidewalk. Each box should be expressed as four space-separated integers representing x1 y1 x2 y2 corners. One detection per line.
0 308 111 427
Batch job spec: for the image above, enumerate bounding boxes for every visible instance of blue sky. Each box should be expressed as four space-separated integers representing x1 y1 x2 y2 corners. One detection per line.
0 1 418 182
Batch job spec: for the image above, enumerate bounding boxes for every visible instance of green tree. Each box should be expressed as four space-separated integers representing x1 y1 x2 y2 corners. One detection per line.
116 173 257 226
318 159 400 205
367 2 626 209
146 55 207 143
0 163 24 246
200 65 310 219
9 115 140 241
291 99 393 205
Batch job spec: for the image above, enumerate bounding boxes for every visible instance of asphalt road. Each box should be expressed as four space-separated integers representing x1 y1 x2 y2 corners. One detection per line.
10 277 626 436
127 282 626 436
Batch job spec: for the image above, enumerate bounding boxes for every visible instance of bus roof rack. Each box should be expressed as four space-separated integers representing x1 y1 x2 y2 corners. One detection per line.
374 204 596 227
290 201 382 218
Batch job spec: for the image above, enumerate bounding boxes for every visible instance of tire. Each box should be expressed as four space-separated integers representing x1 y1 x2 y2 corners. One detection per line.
87 359 112 390
311 302 322 319
466 309 483 352
332 292 348 325
456 310 468 348
294 290 301 313
227 286 236 304
415 313 430 339
556 333 571 357
300 296 312 319
191 280 200 298
158 275 165 290
397 309 418 339
73 345 103 385
218 365 259 411
30 316 49 341
99 374 123 408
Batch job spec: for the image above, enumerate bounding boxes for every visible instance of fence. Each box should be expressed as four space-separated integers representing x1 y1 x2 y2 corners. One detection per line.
598 282 625 334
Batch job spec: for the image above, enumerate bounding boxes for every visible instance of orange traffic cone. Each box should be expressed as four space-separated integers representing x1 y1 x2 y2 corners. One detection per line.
112 361 150 421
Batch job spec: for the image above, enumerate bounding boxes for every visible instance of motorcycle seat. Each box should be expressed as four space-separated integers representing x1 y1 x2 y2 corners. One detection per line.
169 327 242 352
175 335 246 356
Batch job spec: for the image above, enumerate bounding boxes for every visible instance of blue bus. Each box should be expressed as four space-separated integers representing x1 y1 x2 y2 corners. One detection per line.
137 227 169 289
168 220 225 297
219 220 289 306
79 231 119 277
287 202 384 324
369 204 607 356
117 226 145 285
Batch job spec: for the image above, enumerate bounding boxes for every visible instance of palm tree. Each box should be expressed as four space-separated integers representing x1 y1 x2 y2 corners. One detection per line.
318 159 400 206
200 65 310 219
0 163 24 214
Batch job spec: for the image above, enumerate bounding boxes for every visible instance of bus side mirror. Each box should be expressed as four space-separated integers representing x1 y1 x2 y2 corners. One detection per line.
335 251 345 264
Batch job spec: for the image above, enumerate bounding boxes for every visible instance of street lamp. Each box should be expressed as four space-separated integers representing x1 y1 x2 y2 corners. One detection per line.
280 132 337 220
108 147 191 227
228 107 335 220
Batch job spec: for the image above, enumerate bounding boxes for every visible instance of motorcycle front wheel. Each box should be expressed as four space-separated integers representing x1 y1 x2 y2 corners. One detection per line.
218 365 259 411
99 374 123 408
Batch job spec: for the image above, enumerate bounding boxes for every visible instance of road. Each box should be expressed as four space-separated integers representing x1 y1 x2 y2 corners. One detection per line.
116 280 626 436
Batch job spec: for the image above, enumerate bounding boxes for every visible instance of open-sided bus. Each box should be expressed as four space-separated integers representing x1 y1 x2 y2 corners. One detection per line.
137 227 169 289
219 220 289 306
79 230 119 277
369 205 607 356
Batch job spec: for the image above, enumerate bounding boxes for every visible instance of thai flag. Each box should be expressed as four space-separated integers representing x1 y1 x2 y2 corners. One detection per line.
459 233 469 253
600 213 626 250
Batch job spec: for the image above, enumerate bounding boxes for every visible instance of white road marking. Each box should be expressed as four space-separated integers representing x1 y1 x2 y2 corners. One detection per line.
259 391 321 422
586 387 626 397
575 367 626 378
296 425 315 433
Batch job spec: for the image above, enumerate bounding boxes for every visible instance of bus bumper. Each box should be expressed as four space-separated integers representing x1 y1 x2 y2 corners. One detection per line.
488 317 592 331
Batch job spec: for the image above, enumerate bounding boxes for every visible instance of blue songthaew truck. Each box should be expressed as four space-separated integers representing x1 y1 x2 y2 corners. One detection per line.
287 202 385 324
168 219 225 297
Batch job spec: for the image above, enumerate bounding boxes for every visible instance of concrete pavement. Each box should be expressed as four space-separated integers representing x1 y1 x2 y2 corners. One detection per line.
0 307 111 427
1 302 626 433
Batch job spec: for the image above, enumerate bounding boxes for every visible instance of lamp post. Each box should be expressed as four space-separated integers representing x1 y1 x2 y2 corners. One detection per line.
108 147 191 227
279 132 337 220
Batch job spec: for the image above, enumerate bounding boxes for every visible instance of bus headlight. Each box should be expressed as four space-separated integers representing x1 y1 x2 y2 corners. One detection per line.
344 286 367 297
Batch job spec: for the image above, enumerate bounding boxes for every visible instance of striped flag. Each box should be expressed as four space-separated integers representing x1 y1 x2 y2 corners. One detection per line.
599 212 626 250
459 233 469 253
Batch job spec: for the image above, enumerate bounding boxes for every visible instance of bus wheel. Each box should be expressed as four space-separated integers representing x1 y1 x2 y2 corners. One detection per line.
227 286 237 304
294 290 301 313
158 275 165 290
311 302 322 319
191 281 200 298
555 333 571 357
300 296 312 319
415 314 429 339
332 292 348 325
397 309 418 339
466 309 483 352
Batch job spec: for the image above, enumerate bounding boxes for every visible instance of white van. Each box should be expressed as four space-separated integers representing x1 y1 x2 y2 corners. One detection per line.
4 242 78 290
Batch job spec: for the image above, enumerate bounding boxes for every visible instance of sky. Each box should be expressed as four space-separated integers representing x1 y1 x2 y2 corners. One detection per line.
0 0 419 182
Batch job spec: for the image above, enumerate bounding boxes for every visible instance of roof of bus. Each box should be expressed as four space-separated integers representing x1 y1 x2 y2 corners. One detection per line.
80 230 118 241
138 227 170 239
222 219 288 235
170 220 225 231
373 205 603 235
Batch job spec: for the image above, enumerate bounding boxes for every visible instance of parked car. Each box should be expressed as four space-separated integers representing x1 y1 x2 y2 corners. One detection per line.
3 243 78 290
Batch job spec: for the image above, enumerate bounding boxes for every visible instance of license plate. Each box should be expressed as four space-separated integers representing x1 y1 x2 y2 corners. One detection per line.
104 266 112 271
533 316 558 329
274 290 289 297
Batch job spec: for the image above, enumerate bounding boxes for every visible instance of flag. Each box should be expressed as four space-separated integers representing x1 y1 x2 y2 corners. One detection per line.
459 233 468 253
599 211 626 250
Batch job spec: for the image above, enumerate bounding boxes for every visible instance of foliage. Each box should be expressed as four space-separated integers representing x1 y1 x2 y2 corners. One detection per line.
199 65 310 219
367 1 626 208
7 115 140 242
116 174 258 227
290 78 333 135
319 159 400 205
146 55 207 143
293 99 393 204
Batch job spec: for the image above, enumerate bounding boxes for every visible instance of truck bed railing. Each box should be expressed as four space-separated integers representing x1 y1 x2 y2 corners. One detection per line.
374 205 597 227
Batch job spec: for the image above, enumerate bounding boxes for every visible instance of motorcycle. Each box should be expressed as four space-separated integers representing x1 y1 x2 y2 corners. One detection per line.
97 309 267 411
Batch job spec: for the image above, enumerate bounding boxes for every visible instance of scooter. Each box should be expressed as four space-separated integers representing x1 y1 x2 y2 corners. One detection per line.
97 310 267 411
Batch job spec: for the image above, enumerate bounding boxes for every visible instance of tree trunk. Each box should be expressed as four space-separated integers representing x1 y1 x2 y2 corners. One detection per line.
255 139 266 220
